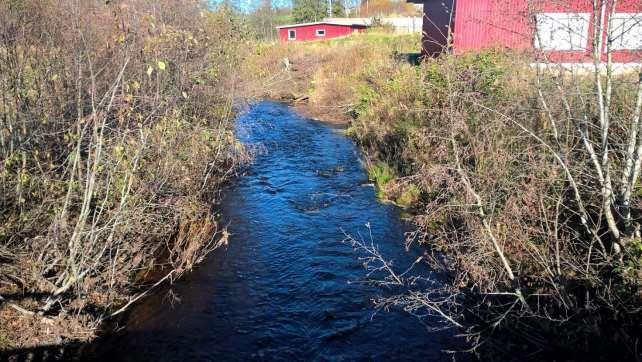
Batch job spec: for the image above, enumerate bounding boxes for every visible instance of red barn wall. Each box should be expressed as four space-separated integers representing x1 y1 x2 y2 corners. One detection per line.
422 0 642 63
278 24 366 42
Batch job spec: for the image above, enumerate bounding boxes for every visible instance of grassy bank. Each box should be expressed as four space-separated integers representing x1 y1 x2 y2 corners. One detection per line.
242 32 419 123
0 0 249 350
246 33 642 359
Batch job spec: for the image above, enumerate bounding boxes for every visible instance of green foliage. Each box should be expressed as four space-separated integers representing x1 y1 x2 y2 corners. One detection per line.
292 0 344 22
395 184 420 208
325 32 419 51
244 5 293 41
367 162 395 198
454 50 507 95
354 82 378 117
618 238 642 287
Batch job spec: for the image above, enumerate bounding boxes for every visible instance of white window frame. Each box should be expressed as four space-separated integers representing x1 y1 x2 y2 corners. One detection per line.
610 13 642 50
315 29 326 37
288 29 296 40
535 13 591 51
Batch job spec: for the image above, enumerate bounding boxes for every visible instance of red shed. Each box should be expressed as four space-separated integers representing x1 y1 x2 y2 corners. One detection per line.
276 21 369 42
412 0 642 63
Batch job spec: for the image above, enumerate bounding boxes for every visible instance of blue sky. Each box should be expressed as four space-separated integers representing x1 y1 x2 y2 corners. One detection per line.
207 0 294 12
207 0 360 13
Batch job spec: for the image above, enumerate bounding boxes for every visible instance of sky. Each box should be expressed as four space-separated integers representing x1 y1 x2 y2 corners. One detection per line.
207 0 294 12
207 0 360 14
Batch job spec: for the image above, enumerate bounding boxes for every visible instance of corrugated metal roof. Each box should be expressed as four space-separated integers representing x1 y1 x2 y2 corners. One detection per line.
323 18 372 26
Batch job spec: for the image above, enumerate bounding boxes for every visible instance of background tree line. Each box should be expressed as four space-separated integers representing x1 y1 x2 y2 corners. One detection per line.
229 0 419 40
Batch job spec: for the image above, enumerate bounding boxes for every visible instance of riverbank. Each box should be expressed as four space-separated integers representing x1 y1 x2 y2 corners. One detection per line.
2 5 640 358
243 33 642 359
82 101 464 361
0 2 249 353
241 32 420 125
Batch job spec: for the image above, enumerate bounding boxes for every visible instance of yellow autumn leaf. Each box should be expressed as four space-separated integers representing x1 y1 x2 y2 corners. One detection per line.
157 61 166 71
146 66 153 77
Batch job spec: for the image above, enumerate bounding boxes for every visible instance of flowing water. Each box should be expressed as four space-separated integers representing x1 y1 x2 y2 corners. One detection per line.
92 101 459 361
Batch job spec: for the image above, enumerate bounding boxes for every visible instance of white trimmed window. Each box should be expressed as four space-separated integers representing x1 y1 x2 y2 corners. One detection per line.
610 13 642 50
535 13 591 51
288 29 296 40
315 29 326 37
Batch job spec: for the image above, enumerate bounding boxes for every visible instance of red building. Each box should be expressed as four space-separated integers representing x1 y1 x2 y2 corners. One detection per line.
412 0 642 63
276 21 369 42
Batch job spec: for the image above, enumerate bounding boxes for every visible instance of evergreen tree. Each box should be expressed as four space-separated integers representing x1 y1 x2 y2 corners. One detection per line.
292 0 344 23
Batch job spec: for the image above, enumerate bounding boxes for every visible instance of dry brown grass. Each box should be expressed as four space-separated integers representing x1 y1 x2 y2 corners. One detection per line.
241 32 419 123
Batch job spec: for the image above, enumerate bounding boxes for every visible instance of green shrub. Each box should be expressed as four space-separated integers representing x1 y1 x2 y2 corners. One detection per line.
395 184 421 208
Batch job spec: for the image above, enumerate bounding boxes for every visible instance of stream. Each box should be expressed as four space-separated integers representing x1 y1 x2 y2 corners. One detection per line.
92 101 459 361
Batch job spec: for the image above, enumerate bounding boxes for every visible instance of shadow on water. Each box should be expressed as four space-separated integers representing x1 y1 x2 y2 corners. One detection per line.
2 101 464 361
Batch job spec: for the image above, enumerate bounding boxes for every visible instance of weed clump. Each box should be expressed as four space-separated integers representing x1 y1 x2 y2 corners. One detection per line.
367 162 395 198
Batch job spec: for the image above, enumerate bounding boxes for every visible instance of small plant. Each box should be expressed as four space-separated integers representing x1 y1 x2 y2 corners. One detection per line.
0 330 9 349
367 162 395 198
395 184 420 208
